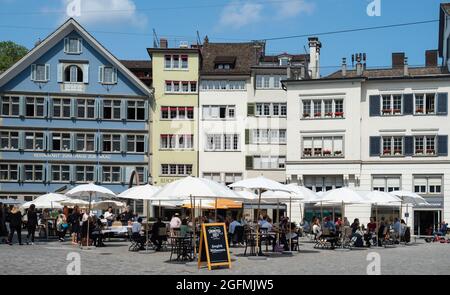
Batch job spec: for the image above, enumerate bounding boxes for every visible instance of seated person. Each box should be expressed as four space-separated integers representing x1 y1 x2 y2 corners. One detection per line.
112 217 123 227
350 218 360 234
151 217 167 251
312 218 322 239
377 217 386 246
131 217 145 250
259 216 273 232
433 221 448 237
91 216 105 247
180 218 192 237
352 226 365 247
228 217 242 246
281 222 299 251
323 217 337 249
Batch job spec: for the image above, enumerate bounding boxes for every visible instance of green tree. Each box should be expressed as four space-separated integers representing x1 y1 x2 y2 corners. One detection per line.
0 41 29 72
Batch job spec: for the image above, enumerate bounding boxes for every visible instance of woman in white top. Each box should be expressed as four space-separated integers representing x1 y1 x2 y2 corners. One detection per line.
312 218 322 238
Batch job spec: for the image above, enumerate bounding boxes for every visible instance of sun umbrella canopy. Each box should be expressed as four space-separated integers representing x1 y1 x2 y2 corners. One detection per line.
152 176 243 200
234 190 258 200
391 190 429 206
92 200 127 211
118 184 161 200
21 193 68 209
358 191 402 205
319 187 366 204
65 183 117 199
229 176 292 192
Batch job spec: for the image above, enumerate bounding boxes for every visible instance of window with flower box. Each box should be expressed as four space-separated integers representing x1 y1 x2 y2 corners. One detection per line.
415 93 436 115
414 136 436 155
302 99 344 119
302 136 344 158
382 136 403 156
381 94 402 115
165 81 197 93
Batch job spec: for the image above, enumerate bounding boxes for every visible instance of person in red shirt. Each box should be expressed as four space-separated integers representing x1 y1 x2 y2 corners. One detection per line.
367 217 377 233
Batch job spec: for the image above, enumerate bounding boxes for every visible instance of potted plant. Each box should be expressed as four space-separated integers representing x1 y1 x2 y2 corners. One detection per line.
323 149 332 156
426 149 435 155
335 112 344 117
325 112 333 117
314 149 322 156
382 109 392 115
314 112 322 117
334 150 342 156
383 149 391 155
303 149 312 156
415 149 424 154
394 148 402 155
415 108 424 114
393 109 401 114
303 113 310 118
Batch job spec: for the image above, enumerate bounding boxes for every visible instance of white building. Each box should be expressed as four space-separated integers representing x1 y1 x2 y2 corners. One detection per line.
285 46 449 235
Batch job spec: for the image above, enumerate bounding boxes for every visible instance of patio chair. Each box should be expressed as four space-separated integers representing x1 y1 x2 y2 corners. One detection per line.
340 226 354 249
244 229 256 256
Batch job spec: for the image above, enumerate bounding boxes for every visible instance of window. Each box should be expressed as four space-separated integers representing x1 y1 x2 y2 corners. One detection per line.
255 75 286 89
77 99 95 119
76 166 95 183
203 173 222 183
52 133 71 151
201 80 246 91
103 100 121 120
414 135 436 155
76 134 95 152
24 164 43 182
313 100 322 117
302 100 311 118
53 98 71 118
165 81 197 93
0 131 19 150
202 105 235 120
31 64 49 82
161 164 192 176
304 176 344 192
205 134 239 151
164 55 188 69
25 132 44 151
252 129 287 144
255 103 286 117
253 156 286 170
381 94 402 115
0 164 18 181
64 38 82 54
181 55 188 69
102 166 121 183
127 135 145 153
102 134 121 152
372 176 401 192
52 165 70 182
99 66 117 84
324 100 333 117
161 106 193 120
160 134 193 150
224 173 243 186
415 93 436 114
1 96 20 116
127 101 146 121
382 137 403 156
302 136 344 157
64 65 83 83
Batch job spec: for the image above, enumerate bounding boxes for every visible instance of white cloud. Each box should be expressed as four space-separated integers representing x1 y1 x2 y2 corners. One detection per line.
218 1 263 29
276 0 315 19
55 0 147 28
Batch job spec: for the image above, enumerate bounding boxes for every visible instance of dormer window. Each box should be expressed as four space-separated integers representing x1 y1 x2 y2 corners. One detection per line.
64 65 83 83
64 38 82 54
217 64 231 70
214 56 236 70
99 66 118 85
31 64 50 82
279 57 290 66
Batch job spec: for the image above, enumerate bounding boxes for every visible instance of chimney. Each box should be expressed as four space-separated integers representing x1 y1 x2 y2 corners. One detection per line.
404 56 409 76
341 58 347 77
160 38 168 49
308 37 322 79
425 50 438 67
392 52 405 69
355 53 363 76
287 66 292 79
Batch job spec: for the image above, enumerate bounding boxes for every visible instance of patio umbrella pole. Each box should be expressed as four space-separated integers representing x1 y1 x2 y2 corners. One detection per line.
277 200 280 246
289 197 292 252
215 197 218 222
191 195 197 258
256 188 262 256
85 191 92 249
320 202 323 226
159 200 161 218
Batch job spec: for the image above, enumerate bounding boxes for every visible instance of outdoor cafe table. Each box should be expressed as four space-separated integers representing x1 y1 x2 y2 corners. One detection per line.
249 231 278 254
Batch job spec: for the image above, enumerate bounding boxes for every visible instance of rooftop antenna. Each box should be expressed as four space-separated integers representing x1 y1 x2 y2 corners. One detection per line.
152 29 160 48
196 31 202 46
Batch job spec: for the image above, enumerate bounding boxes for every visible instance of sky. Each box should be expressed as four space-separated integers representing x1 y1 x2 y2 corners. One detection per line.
0 0 447 75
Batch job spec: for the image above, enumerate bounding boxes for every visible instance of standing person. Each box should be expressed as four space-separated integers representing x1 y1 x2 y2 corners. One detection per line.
120 206 133 224
7 206 23 245
377 217 386 246
0 203 8 243
56 211 68 242
169 213 181 234
68 206 81 245
63 206 69 219
26 204 38 245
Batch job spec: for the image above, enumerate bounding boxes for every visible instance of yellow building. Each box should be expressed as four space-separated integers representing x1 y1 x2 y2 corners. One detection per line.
147 42 200 186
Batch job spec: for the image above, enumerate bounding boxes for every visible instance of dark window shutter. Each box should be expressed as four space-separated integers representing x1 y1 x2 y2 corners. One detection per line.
369 136 381 156
369 95 380 117
404 136 413 156
247 103 255 116
403 94 413 115
437 93 448 115
438 135 448 156
246 156 253 170
245 129 250 144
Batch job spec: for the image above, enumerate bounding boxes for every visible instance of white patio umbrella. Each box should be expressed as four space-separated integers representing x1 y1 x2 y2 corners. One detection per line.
119 184 162 218
359 191 402 232
92 200 127 211
152 176 246 255
65 183 117 248
59 199 90 208
229 176 293 257
21 193 68 210
391 190 429 223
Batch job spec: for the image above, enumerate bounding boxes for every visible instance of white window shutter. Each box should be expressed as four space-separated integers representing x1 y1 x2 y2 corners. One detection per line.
57 64 63 83
98 66 104 83
83 64 89 83
78 38 83 53
31 64 36 81
113 68 118 84
45 64 50 81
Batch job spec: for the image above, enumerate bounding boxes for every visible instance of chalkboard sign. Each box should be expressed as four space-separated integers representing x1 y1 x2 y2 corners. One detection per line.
198 223 231 270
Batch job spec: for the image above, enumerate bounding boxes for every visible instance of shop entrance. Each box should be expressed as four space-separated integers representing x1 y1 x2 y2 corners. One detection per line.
414 210 441 236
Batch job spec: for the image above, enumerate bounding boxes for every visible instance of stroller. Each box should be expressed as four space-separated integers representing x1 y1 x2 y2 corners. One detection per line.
380 228 396 247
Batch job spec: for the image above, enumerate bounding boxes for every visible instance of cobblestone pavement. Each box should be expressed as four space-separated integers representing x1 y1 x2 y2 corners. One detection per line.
1 237 450 275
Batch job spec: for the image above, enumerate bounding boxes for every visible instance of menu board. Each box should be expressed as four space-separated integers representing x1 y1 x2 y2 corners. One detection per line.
198 223 231 270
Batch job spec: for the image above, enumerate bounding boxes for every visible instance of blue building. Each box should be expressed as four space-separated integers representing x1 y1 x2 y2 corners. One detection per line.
0 19 153 207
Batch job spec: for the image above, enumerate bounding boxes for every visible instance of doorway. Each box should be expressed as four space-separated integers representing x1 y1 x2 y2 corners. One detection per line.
414 210 441 236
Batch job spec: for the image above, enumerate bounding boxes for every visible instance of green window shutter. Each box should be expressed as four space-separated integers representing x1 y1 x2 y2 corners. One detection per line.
247 103 255 116
245 129 251 144
246 156 254 170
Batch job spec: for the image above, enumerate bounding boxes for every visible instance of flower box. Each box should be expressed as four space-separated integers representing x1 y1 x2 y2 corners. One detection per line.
415 149 424 154
393 109 401 114
426 149 435 154
382 109 392 115
323 150 332 155
303 113 310 118
383 149 391 155
415 108 424 114
334 151 342 156
314 112 322 117
325 112 333 117
335 112 344 117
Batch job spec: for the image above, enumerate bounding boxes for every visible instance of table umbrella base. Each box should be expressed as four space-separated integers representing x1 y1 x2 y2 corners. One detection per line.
282 251 294 256
80 246 95 251
248 256 267 261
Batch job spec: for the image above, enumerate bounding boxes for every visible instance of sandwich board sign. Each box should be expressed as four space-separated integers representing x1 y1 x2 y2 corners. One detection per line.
198 223 231 270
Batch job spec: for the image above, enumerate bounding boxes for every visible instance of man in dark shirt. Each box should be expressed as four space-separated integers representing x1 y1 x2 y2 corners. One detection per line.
151 217 167 251
26 204 38 245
